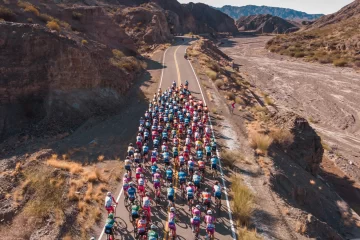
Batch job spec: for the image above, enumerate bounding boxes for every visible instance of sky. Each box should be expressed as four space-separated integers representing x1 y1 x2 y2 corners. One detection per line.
177 0 354 14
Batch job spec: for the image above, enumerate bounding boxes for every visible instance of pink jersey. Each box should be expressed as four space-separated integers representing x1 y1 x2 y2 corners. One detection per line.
136 167 143 174
192 208 201 216
153 173 161 180
205 215 215 224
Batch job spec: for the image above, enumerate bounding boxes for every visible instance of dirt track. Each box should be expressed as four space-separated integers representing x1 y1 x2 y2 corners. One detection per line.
220 35 360 215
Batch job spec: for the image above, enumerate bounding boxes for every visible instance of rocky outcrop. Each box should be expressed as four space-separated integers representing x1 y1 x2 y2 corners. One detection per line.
0 22 143 141
236 14 299 34
114 3 172 45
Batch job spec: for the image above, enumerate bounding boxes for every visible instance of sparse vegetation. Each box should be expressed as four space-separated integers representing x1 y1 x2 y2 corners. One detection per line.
238 227 263 240
38 13 53 23
72 11 83 20
231 176 254 225
264 96 274 106
270 128 294 148
333 58 347 67
235 96 244 104
81 39 88 45
250 132 273 153
214 79 224 89
0 5 15 21
112 49 125 58
225 92 235 100
221 150 243 168
206 69 217 80
24 5 39 16
46 20 60 32
47 158 83 174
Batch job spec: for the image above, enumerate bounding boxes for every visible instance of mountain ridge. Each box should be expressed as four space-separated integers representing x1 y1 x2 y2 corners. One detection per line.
217 5 324 21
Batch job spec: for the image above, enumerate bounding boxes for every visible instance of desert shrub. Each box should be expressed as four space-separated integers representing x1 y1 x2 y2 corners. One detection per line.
206 60 220 72
270 128 294 148
238 227 263 240
318 56 332 64
17 1 31 8
225 92 235 100
110 56 143 72
235 96 244 104
214 79 224 89
27 18 32 23
249 132 272 153
231 176 254 225
46 20 60 31
333 58 347 67
206 69 217 80
38 13 52 23
112 49 125 58
221 150 243 168
47 159 83 174
72 11 83 20
81 39 88 45
0 5 15 21
294 52 305 58
264 96 274 106
24 5 39 16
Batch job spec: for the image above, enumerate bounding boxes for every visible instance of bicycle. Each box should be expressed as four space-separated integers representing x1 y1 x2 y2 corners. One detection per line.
154 188 161 207
212 166 218 179
215 197 221 216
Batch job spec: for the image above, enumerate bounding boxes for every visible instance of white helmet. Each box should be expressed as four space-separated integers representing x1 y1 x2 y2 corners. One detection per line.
196 205 201 209
140 174 144 178
207 210 212 215
124 173 128 177
107 192 112 196
170 207 175 212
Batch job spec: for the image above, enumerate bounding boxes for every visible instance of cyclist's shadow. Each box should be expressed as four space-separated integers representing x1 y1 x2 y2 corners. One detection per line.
114 217 134 240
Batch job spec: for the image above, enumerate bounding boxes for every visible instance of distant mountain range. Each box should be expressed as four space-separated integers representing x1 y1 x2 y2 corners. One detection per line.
216 5 324 21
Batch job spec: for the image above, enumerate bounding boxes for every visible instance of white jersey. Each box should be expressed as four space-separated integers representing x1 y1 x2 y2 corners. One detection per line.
134 153 141 159
125 159 132 166
143 196 151 207
213 185 221 193
138 178 145 186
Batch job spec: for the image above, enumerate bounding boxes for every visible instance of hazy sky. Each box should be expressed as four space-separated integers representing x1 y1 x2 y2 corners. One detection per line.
178 0 354 14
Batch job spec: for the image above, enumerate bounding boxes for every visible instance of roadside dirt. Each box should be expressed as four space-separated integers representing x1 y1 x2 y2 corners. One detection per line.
220 35 360 219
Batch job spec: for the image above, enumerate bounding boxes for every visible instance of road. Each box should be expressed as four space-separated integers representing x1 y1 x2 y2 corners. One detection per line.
99 39 236 240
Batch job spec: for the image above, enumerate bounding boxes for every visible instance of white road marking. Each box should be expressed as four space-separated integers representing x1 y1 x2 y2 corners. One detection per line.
185 47 238 240
98 46 171 240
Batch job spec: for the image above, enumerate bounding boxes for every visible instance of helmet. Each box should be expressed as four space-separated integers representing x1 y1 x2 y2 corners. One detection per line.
107 192 112 196
152 162 157 166
167 166 172 170
135 149 139 153
169 183 173 187
205 188 209 192
145 192 150 196
130 182 135 186
154 148 158 151
140 117 144 119
196 205 201 210
129 143 133 146
194 171 198 174
138 164 141 168
151 224 157 230
170 207 175 212
156 169 161 173
109 213 114 219
207 210 212 215
215 181 219 185
90 237 96 240
124 173 128 177
140 174 144 178
144 143 148 146
189 182 193 186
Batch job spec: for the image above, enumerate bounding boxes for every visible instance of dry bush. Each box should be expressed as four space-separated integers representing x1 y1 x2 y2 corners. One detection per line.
46 20 60 32
264 96 274 106
206 69 217 80
84 183 93 203
112 49 125 58
211 108 217 114
270 128 294 148
0 5 15 21
221 150 243 168
110 55 143 72
67 184 79 201
250 132 273 153
231 176 254 226
24 5 39 16
72 11 83 20
97 155 105 161
214 79 224 89
47 159 83 174
27 17 32 23
235 96 244 105
254 106 268 113
206 60 220 72
225 92 235 100
18 1 31 8
38 13 52 22
333 58 347 67
238 227 263 240
81 39 88 45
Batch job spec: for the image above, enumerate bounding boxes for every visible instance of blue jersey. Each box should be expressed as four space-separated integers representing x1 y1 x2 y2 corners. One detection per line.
162 132 168 138
196 150 203 158
163 152 170 162
167 188 175 196
205 146 211 153
188 161 195 168
178 171 187 180
151 165 158 174
127 187 136 197
143 146 149 153
193 175 201 183
166 169 173 178
211 157 218 165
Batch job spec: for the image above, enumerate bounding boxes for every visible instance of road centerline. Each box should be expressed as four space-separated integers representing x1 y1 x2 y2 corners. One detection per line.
174 45 182 86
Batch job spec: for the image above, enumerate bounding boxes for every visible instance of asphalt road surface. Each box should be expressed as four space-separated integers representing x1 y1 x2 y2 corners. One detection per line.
99 38 236 240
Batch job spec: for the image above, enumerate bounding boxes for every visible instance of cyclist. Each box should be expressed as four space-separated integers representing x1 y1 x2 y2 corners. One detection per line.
172 145 179 159
211 155 218 173
137 214 148 238
134 149 141 164
136 133 143 149
138 174 146 197
198 158 206 176
178 167 187 187
163 151 170 168
151 149 158 164
188 157 195 177
204 210 216 239
104 213 116 240
136 164 144 180
105 192 118 214
148 224 159 239
202 188 212 210
196 148 204 161
168 207 177 238
186 182 195 211
127 182 137 203
128 143 135 157
124 156 132 176
192 171 201 192
213 181 222 202
205 143 212 161
190 205 201 233
179 154 185 168
153 169 162 190
165 166 173 186
142 143 149 159
167 183 175 208
142 192 152 222
211 139 217 152
151 162 158 181
161 142 168 153
131 202 140 223
153 137 160 148
123 176 130 199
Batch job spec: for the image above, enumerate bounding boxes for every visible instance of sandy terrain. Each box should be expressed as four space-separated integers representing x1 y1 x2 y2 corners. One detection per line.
220 35 360 215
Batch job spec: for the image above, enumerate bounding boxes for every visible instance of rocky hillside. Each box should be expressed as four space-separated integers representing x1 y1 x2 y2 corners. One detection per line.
217 5 323 21
266 0 360 68
236 14 299 34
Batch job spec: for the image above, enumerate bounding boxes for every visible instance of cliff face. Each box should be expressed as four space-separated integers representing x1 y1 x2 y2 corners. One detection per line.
0 22 143 140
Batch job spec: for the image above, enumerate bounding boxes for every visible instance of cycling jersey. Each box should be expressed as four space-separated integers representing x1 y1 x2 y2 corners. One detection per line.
148 230 158 240
186 186 194 196
188 161 195 169
198 161 205 168
211 157 218 165
136 136 142 142
138 178 145 186
167 187 175 197
166 169 173 178
127 187 136 197
163 152 170 162
151 165 158 174
143 146 149 154
193 174 201 184
202 192 211 202
178 171 186 180
137 219 147 232
131 204 140 215
205 146 211 153
196 150 203 159
143 196 151 207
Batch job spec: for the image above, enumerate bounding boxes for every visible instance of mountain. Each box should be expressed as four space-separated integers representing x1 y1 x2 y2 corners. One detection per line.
217 5 323 21
236 14 299 34
266 0 360 68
